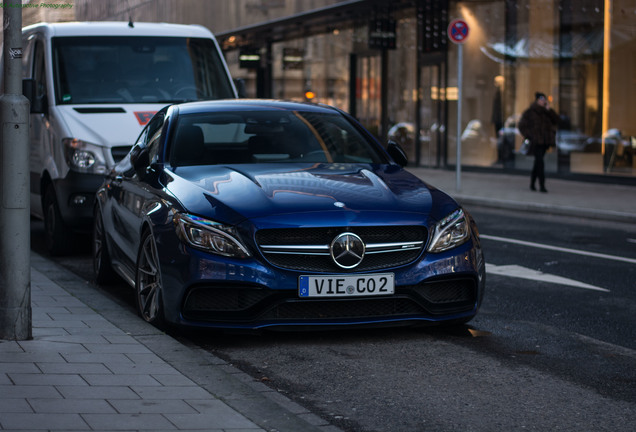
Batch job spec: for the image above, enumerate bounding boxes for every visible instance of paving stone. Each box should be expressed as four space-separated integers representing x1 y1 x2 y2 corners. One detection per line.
28 398 117 414
0 398 33 413
8 373 87 386
0 413 89 430
131 385 214 400
150 374 198 387
164 412 260 430
81 413 177 430
108 398 199 414
36 362 111 375
0 342 25 354
0 385 62 399
102 335 138 344
81 373 160 387
17 340 91 354
61 353 135 364
55 385 140 400
105 362 180 375
124 352 169 364
0 362 40 373
83 343 154 354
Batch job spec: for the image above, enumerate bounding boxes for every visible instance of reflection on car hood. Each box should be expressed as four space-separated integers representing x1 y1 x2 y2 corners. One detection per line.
167 163 457 224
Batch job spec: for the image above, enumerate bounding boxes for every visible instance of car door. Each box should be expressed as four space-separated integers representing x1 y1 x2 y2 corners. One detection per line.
108 112 167 272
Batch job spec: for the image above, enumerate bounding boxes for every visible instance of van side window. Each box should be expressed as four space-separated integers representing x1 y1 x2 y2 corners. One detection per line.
32 40 48 108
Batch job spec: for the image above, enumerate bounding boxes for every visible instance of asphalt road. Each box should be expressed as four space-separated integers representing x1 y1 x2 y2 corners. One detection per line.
31 206 636 432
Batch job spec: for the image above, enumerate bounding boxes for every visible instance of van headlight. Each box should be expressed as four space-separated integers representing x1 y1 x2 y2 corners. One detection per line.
427 209 471 253
63 138 108 174
175 213 251 258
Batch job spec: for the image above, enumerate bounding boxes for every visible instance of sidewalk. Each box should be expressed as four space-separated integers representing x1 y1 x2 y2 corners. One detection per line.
0 253 343 432
1 169 634 432
408 167 636 224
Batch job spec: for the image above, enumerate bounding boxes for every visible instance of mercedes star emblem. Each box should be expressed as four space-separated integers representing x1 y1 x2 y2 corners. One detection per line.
330 232 365 269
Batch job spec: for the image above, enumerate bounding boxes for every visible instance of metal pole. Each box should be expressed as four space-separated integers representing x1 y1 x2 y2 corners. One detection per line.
456 43 463 192
0 5 31 340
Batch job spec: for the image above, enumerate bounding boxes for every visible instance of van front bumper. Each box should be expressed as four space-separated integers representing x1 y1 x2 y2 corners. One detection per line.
53 172 105 232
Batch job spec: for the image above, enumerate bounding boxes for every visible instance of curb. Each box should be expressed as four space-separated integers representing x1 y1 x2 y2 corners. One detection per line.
454 195 636 224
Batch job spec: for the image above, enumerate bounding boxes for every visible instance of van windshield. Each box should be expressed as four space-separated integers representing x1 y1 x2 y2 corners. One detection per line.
52 36 235 105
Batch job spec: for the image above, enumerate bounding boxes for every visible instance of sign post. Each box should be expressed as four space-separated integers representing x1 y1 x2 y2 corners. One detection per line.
447 19 469 192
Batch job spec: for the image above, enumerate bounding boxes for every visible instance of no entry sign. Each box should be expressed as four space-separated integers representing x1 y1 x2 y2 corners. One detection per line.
447 19 469 44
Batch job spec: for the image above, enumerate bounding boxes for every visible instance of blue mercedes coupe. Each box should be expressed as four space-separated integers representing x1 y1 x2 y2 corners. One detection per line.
93 100 485 329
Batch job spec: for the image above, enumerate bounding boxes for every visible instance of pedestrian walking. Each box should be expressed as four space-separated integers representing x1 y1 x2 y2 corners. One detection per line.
518 92 559 192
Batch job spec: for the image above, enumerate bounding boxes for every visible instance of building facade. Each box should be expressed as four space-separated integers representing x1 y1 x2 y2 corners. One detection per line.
34 0 636 181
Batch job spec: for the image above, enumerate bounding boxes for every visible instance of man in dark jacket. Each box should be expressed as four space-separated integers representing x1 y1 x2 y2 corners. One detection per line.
518 92 559 192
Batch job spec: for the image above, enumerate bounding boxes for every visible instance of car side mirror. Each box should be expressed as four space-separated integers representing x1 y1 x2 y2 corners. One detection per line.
387 140 408 167
130 145 150 177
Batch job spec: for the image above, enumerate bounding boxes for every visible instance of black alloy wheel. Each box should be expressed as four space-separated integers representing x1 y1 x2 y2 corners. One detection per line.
135 229 165 327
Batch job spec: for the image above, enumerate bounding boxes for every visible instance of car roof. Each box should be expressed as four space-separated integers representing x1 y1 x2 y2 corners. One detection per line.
173 99 342 116
22 21 215 39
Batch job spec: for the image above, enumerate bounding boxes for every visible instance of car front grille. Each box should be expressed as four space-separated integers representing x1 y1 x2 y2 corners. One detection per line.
181 277 477 323
255 226 427 272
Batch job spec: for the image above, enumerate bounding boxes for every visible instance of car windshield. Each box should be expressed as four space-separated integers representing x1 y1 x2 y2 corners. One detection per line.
52 36 235 104
169 110 387 166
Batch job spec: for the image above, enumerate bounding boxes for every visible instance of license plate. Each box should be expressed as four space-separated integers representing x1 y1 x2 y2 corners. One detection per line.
299 274 394 298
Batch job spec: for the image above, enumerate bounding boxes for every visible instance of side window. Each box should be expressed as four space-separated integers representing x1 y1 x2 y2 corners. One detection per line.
134 127 149 148
145 112 166 164
32 40 48 105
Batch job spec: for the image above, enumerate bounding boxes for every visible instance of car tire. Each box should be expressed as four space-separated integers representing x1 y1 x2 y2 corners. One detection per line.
44 184 72 256
135 229 166 328
92 207 115 284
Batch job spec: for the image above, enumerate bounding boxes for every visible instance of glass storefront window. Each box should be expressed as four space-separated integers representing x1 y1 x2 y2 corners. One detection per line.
601 0 635 176
447 1 509 168
449 0 634 177
219 0 635 180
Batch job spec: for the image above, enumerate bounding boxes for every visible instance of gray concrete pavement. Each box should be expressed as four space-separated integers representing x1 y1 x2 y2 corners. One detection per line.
1 168 634 431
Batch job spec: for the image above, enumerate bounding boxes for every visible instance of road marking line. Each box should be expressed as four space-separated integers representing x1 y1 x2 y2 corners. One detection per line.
486 264 610 292
481 234 636 265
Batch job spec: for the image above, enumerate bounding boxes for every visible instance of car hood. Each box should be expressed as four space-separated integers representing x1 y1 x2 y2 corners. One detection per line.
165 164 458 226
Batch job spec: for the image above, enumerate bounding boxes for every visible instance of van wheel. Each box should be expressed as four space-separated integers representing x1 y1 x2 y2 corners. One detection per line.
93 207 114 284
135 229 165 328
44 185 71 256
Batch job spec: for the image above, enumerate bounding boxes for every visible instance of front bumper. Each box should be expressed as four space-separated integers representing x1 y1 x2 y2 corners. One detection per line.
158 238 485 330
53 171 105 231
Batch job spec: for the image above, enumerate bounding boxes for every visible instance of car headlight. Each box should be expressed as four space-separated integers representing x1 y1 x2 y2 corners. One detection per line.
63 138 108 174
427 208 471 253
174 213 251 258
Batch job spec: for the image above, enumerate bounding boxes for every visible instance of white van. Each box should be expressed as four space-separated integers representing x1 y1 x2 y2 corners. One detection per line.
19 22 237 254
